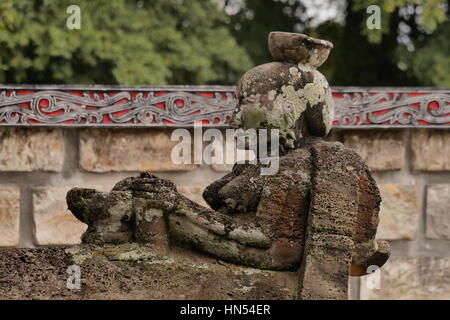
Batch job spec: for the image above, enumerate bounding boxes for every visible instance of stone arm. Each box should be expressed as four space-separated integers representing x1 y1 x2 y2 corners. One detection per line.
350 164 390 276
67 172 287 269
202 163 263 215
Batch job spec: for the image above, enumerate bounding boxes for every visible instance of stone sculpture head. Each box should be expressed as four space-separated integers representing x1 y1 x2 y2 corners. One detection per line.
231 32 335 150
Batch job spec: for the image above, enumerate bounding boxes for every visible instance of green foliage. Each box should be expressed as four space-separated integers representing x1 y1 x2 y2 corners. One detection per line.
0 0 252 85
1 0 449 87
410 22 450 87
227 0 449 87
351 0 447 43
351 0 450 88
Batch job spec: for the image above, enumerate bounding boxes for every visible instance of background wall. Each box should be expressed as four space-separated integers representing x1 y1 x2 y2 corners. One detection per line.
0 127 449 299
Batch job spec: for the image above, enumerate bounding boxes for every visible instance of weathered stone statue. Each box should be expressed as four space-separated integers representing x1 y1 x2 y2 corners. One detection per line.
67 32 390 300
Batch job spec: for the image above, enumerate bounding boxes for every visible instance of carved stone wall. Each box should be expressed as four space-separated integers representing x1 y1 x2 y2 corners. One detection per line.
1 86 449 128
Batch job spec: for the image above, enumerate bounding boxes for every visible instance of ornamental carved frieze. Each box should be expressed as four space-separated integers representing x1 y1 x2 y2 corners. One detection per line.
0 85 449 128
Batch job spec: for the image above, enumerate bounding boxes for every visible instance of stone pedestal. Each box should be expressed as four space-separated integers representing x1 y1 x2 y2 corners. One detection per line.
0 244 297 300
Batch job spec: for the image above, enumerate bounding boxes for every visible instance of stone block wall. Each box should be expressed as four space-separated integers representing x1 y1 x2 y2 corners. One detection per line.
0 127 449 299
338 129 450 300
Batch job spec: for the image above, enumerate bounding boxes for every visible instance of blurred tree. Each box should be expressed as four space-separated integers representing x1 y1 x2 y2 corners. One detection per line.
409 21 450 87
226 0 449 87
225 0 310 67
0 0 252 85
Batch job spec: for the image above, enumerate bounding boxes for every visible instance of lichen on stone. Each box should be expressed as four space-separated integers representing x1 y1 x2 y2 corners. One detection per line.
63 32 390 301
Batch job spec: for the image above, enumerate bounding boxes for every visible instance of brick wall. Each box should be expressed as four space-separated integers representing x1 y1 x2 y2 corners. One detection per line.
0 127 449 299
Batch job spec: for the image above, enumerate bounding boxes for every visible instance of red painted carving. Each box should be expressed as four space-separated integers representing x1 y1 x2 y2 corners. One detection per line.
0 86 448 128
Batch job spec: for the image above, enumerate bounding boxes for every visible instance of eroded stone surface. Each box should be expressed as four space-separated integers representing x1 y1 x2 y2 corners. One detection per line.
67 140 390 299
0 128 64 172
0 187 20 246
412 129 450 171
79 128 197 172
342 130 405 171
426 184 450 239
65 32 389 300
376 184 420 240
268 32 333 67
68 153 314 270
0 244 297 300
298 141 388 299
360 257 450 300
232 53 334 147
